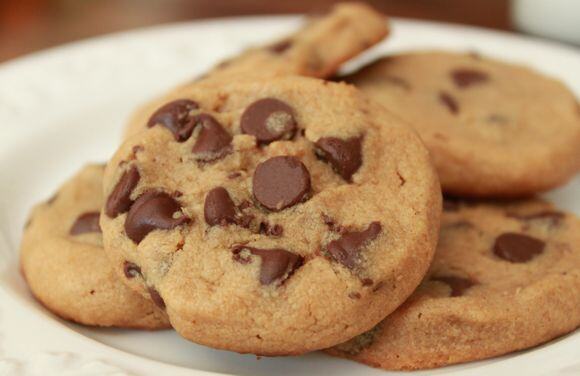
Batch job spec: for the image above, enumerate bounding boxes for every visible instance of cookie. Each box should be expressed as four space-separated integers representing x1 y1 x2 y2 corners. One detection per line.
100 76 441 355
20 164 169 329
341 51 580 197
123 2 389 139
328 199 580 370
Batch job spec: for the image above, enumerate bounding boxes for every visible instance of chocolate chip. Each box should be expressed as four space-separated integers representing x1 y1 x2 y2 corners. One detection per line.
431 275 475 297
259 222 283 236
361 278 374 286
439 91 459 114
232 245 303 285
105 166 140 218
451 68 489 88
252 156 311 211
240 98 297 144
124 191 190 243
123 261 141 278
315 137 362 181
191 114 232 162
147 99 199 141
268 39 293 54
70 212 101 235
148 287 166 309
327 222 382 269
204 187 236 226
493 232 545 263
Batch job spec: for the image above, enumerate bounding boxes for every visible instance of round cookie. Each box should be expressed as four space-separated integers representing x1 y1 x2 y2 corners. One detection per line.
123 2 389 139
328 199 580 370
341 51 580 197
20 164 169 329
100 76 441 355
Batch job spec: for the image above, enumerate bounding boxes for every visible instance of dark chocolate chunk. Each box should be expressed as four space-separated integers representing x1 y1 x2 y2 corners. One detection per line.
124 191 190 243
431 275 476 297
147 99 199 141
70 212 101 235
493 232 545 263
252 156 311 211
232 245 303 285
439 91 459 114
192 114 232 162
315 136 362 182
327 222 382 269
204 187 236 226
105 165 140 218
123 261 141 279
451 68 489 88
240 98 296 144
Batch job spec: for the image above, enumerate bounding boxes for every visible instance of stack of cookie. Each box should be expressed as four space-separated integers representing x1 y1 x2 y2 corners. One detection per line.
20 2 580 371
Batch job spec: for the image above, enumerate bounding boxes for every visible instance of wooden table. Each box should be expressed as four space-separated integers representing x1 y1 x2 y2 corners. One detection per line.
0 0 511 63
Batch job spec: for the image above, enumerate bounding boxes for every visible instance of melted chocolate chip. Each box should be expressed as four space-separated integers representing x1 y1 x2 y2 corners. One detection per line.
124 191 190 243
148 287 166 309
69 212 101 235
269 39 293 54
439 91 459 114
493 232 545 263
315 137 362 181
431 275 475 297
451 68 489 88
232 245 303 285
204 187 236 226
191 114 232 161
105 166 140 218
123 261 141 278
252 156 311 211
327 222 382 269
147 99 199 141
240 98 297 144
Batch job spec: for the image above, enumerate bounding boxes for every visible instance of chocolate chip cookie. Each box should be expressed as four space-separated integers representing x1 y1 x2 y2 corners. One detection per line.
341 51 580 197
20 164 169 329
328 199 580 370
124 2 389 139
100 76 441 355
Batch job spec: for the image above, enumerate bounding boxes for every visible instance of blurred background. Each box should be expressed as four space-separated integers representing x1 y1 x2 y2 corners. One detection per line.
1 0 578 63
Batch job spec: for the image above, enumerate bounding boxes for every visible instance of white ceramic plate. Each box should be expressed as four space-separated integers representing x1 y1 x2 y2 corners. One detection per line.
0 16 579 376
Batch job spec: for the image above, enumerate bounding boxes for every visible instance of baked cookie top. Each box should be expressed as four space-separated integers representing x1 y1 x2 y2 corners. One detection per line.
20 164 169 329
123 2 389 139
100 76 441 355
342 51 580 197
329 199 580 370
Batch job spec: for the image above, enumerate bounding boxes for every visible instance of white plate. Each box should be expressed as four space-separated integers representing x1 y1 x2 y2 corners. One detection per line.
0 16 579 376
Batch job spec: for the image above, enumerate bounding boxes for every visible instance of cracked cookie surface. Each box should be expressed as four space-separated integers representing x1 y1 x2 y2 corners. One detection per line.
341 51 580 197
328 199 580 370
100 76 441 355
20 164 169 329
